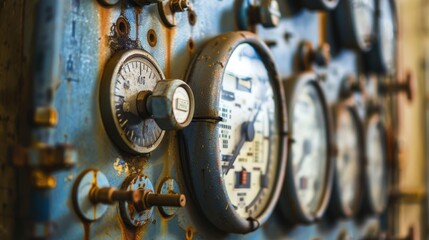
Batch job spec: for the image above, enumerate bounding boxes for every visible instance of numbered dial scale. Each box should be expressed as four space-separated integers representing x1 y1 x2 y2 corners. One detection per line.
334 0 376 51
328 104 363 218
364 0 398 74
100 49 194 154
280 73 333 223
181 32 287 233
363 113 388 214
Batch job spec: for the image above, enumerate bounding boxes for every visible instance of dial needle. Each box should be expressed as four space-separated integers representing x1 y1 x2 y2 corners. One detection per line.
224 121 255 175
224 95 267 175
296 139 311 173
223 82 272 175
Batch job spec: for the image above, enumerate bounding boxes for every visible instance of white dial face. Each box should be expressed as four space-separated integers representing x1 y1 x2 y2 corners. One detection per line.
219 43 280 219
336 108 360 211
110 56 164 153
380 0 396 72
291 83 328 214
352 0 375 49
366 118 386 211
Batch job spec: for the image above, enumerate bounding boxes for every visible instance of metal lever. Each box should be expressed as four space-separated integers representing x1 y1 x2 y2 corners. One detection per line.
89 186 186 211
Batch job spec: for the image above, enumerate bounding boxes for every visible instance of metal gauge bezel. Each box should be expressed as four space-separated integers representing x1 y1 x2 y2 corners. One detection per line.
333 0 376 51
180 31 288 234
363 0 398 74
328 103 364 218
362 112 388 214
301 0 340 11
279 73 333 224
100 49 166 154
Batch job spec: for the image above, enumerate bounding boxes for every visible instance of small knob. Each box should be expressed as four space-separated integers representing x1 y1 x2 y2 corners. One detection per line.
136 79 195 130
297 41 331 70
378 72 414 102
250 0 281 28
258 0 281 28
132 0 160 6
340 75 362 99
313 43 331 67
170 0 191 12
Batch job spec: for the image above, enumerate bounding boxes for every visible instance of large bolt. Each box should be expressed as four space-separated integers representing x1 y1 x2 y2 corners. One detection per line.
136 79 195 131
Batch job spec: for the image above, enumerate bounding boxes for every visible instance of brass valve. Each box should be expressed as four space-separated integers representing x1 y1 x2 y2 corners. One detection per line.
89 186 186 211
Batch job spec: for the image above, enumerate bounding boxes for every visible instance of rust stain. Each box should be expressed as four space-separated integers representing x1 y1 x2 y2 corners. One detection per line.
98 7 111 69
91 170 99 220
134 7 142 43
116 215 149 240
83 222 92 240
160 216 168 237
164 28 176 79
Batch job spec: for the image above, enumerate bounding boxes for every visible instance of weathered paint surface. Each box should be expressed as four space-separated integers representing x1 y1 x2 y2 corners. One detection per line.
1 0 388 239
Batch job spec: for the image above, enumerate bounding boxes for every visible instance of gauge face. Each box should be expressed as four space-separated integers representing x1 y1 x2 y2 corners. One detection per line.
100 50 165 154
351 0 375 49
336 107 360 212
366 117 386 211
379 0 396 72
182 32 286 233
219 43 280 219
291 82 328 214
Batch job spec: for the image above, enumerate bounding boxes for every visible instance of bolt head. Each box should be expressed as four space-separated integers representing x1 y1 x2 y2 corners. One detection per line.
150 79 194 130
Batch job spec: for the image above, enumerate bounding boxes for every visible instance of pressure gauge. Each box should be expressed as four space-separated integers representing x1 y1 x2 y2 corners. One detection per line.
334 0 376 51
180 32 287 233
364 0 397 74
363 113 387 214
279 73 333 224
100 49 194 154
328 104 363 218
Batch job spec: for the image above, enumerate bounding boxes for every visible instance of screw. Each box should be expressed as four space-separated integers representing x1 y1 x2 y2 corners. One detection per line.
170 0 191 12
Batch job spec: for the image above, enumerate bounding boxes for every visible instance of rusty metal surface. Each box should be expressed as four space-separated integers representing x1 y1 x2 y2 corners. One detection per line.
0 0 391 239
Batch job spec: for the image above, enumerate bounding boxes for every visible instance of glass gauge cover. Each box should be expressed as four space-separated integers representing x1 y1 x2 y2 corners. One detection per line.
364 0 398 74
334 0 376 51
328 104 363 218
280 73 333 224
100 50 165 154
181 32 287 234
363 114 387 214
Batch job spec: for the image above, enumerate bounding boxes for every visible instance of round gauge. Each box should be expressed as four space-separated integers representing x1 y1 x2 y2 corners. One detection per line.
279 73 333 224
363 113 387 214
180 32 287 233
328 104 363 218
300 0 340 11
364 0 397 74
334 0 376 51
100 50 195 154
